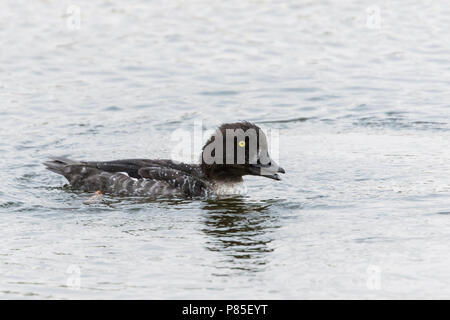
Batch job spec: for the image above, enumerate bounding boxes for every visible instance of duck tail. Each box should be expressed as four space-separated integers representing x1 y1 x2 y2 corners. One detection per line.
43 157 79 176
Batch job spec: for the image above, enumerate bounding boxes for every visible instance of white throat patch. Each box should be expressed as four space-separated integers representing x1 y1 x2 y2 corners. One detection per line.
213 181 248 196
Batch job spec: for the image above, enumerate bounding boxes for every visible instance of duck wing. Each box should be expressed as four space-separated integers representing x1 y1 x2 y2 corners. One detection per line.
83 159 199 178
44 158 206 197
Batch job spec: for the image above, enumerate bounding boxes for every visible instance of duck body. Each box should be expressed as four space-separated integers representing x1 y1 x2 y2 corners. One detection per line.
44 158 211 197
44 121 285 198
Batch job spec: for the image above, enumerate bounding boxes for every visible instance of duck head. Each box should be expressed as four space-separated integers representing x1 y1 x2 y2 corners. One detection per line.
200 121 285 183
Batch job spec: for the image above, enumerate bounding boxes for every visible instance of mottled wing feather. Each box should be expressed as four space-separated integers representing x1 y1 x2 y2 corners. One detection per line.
61 164 186 196
138 167 208 197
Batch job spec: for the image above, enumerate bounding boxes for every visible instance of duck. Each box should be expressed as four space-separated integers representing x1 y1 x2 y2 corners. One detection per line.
44 121 285 197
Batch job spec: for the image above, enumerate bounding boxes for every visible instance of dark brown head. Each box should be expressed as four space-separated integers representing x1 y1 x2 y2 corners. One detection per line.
200 121 285 182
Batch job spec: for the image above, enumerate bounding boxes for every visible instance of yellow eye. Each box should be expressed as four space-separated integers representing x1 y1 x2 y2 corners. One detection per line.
238 140 245 147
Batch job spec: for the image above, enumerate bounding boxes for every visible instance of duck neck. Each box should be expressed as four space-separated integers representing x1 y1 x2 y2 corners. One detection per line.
200 165 244 184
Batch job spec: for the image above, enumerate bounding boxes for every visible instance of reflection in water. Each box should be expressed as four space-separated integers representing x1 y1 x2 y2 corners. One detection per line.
201 196 281 274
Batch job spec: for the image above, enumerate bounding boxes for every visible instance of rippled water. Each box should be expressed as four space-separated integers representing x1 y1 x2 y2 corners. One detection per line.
1 0 450 299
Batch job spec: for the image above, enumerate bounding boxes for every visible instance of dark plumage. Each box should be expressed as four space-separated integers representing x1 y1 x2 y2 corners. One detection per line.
44 121 285 197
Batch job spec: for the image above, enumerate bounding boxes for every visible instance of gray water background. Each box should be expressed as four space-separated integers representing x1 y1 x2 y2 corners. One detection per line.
1 0 450 298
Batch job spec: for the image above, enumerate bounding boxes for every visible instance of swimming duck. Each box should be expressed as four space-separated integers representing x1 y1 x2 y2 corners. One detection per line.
44 121 285 197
